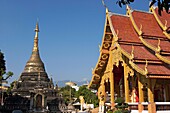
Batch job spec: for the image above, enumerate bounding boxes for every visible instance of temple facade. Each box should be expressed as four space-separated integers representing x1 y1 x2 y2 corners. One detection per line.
2 23 67 113
88 6 170 113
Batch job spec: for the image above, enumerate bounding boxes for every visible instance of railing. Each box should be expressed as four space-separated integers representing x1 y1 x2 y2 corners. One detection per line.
128 102 138 110
128 102 170 112
156 102 170 111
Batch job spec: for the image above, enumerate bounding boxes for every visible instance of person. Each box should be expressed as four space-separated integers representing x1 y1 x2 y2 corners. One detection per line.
130 88 139 102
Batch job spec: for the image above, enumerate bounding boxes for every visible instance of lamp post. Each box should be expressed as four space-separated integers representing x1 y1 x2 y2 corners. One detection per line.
1 80 7 106
1 81 3 106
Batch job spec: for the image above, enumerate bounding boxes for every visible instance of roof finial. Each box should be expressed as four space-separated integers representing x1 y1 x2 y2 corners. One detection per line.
102 0 109 13
126 5 131 15
33 21 39 52
102 0 107 8
35 20 39 32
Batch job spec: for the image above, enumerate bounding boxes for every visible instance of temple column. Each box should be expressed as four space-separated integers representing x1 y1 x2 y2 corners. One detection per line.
101 82 106 113
110 70 115 109
148 79 156 113
98 81 106 113
124 63 130 103
137 73 144 113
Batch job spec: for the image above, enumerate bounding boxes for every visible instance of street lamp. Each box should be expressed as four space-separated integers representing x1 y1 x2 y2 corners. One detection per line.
1 80 7 106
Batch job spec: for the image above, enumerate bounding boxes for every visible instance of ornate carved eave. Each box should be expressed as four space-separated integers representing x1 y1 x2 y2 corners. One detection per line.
89 9 112 89
117 44 148 76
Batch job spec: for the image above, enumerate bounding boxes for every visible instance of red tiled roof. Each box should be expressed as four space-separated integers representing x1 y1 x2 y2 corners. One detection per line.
155 8 170 29
144 38 170 52
120 44 158 61
137 63 170 75
110 14 140 43
109 10 170 76
132 11 166 38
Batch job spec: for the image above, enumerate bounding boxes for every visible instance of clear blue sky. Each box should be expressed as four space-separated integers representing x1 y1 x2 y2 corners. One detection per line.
0 0 149 84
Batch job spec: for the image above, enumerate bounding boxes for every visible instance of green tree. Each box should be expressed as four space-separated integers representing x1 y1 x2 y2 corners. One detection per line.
75 85 99 108
0 51 13 84
102 0 170 15
114 97 129 113
59 85 76 104
0 51 6 77
116 0 169 15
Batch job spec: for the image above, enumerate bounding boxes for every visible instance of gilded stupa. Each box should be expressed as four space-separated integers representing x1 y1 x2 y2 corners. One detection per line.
10 22 66 113
12 22 53 97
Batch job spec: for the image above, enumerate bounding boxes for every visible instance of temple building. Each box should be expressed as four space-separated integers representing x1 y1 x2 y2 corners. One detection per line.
1 22 67 113
88 6 170 113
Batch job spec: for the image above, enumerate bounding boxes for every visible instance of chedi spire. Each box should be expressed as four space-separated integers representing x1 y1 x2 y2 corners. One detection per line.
23 22 45 73
33 22 39 52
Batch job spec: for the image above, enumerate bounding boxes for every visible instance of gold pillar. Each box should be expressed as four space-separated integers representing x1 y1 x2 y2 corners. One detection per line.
138 74 144 102
110 71 115 108
148 79 156 113
137 73 144 113
124 63 130 103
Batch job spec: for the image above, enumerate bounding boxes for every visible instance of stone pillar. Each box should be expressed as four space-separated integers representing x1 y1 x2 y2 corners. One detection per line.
124 63 130 103
148 79 156 113
137 74 144 113
110 71 115 109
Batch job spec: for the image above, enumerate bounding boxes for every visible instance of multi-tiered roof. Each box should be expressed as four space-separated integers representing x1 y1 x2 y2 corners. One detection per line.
89 6 170 88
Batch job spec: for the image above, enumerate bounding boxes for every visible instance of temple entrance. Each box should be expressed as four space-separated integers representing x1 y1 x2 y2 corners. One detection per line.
113 63 124 98
36 94 42 110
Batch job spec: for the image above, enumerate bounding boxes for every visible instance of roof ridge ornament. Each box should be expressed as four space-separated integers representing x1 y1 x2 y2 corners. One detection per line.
130 45 134 60
98 44 101 51
164 20 167 30
144 60 148 75
139 24 143 34
156 38 161 53
114 30 119 42
126 5 132 15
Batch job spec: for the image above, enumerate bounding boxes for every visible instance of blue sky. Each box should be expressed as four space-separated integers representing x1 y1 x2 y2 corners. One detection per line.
0 0 149 84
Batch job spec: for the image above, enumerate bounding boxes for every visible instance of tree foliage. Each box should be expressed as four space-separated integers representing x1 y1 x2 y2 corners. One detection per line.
59 85 76 104
115 0 170 15
59 85 99 107
0 51 6 77
0 51 13 82
114 97 129 113
75 85 99 107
